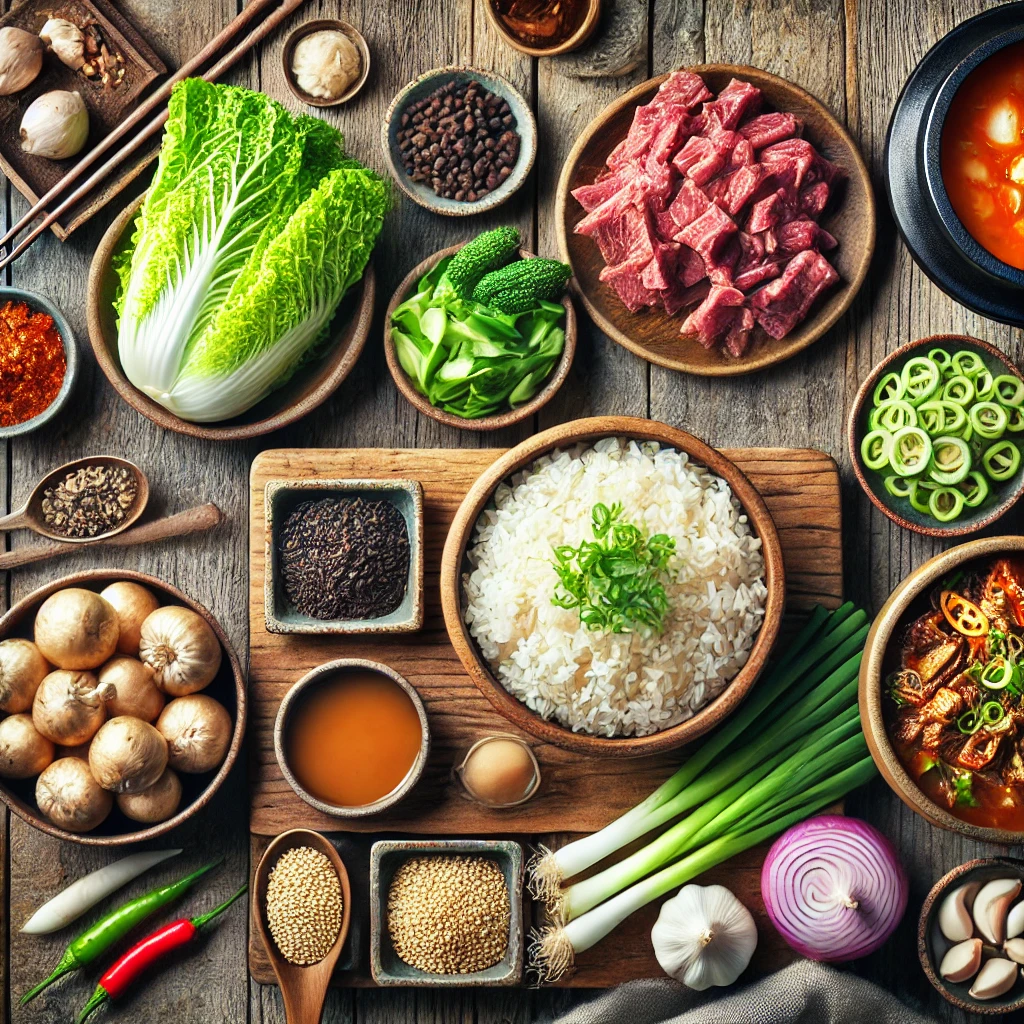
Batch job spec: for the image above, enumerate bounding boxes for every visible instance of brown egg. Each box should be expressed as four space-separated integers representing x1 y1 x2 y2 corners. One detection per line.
456 735 540 808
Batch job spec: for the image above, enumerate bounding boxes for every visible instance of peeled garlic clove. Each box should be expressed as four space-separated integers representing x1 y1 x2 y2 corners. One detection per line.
1005 938 1024 965
0 26 42 96
1008 901 1024 941
973 878 1022 945
20 90 89 160
940 883 980 942
940 937 983 983
39 19 85 71
969 957 1018 1000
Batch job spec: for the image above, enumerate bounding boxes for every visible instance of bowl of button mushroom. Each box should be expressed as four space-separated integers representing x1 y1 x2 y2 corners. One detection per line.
919 857 1024 1014
0 569 244 845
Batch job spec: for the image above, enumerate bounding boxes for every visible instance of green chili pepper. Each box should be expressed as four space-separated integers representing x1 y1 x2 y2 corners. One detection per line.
20 859 222 1004
983 440 1021 481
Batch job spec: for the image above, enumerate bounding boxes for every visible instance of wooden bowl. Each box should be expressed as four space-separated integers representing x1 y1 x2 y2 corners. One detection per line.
381 66 537 217
383 244 576 431
859 535 1024 845
0 569 245 846
556 64 875 376
86 195 374 441
274 659 430 818
848 334 1024 538
281 19 370 108
481 0 600 57
918 857 1024 1015
440 416 785 757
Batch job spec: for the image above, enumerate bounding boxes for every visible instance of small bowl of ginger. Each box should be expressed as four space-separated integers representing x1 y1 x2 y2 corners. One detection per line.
282 19 370 108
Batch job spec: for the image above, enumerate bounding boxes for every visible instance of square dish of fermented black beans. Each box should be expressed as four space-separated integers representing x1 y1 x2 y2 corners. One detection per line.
396 79 520 202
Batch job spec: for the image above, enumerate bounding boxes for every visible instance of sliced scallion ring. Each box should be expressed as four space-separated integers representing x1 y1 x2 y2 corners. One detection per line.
995 374 1024 407
872 371 905 406
928 348 953 373
928 435 972 485
960 471 990 507
901 357 941 406
981 658 1015 692
1007 406 1024 433
983 440 1021 481
957 708 981 734
970 401 1009 439
974 370 996 401
889 426 932 476
928 486 965 522
942 375 975 406
952 350 986 378
909 479 938 514
874 400 917 432
982 699 1006 724
883 475 914 498
860 429 892 471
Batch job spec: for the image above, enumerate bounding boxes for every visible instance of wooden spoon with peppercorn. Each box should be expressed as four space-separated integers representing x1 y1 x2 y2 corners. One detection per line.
253 829 352 1024
0 455 149 544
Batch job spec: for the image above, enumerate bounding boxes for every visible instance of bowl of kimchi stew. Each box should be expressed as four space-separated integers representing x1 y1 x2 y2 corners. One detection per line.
861 536 1024 843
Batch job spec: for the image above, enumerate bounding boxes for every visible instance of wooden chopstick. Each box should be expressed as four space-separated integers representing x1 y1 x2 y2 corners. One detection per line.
0 503 222 571
0 0 307 264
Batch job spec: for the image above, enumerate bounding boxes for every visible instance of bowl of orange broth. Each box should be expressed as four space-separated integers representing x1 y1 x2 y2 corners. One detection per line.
274 659 430 817
887 3 1024 327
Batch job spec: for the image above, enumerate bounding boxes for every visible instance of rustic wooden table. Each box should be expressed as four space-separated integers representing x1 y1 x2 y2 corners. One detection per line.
1 0 1020 1022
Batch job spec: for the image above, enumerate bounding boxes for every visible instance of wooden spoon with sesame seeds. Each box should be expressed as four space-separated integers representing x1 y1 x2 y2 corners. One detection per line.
252 829 352 1024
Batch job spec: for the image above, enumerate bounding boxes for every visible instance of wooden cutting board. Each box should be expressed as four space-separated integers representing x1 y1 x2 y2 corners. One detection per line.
247 446 842 988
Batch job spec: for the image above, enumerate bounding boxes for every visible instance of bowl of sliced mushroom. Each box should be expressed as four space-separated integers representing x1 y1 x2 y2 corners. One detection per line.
920 857 1024 1014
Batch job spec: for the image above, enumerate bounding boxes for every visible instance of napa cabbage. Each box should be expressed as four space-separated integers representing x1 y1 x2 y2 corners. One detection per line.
115 78 388 422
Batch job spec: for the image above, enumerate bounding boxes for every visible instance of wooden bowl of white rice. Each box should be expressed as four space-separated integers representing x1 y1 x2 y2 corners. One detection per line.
440 416 785 757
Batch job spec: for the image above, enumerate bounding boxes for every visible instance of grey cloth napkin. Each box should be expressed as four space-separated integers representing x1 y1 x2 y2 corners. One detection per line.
550 960 937 1024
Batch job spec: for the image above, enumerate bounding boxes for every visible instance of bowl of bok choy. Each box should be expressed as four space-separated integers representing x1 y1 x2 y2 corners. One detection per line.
86 80 387 441
385 235 576 430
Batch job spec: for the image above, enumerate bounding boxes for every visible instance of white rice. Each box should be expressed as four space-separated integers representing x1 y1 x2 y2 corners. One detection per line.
462 437 768 738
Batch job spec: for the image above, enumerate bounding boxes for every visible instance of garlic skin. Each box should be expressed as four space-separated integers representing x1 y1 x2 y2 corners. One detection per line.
291 30 360 101
0 27 42 96
651 884 757 990
39 19 85 70
20 90 89 159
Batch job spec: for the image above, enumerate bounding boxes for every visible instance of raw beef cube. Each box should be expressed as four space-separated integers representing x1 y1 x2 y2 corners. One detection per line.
680 285 747 348
577 198 655 267
798 181 831 219
572 172 628 213
760 138 819 191
600 254 662 312
768 217 838 256
662 279 710 316
668 178 711 230
640 241 680 291
606 105 663 170
749 250 840 339
725 306 756 357
703 78 762 131
655 70 713 111
705 236 741 286
739 112 802 149
676 246 708 287
728 138 756 168
654 207 680 242
672 135 723 181
645 108 700 171
707 164 764 216
676 203 738 273
733 260 783 291
746 187 799 232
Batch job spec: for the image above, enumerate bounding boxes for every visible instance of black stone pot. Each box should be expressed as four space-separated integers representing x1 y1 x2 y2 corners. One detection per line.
886 2 1024 327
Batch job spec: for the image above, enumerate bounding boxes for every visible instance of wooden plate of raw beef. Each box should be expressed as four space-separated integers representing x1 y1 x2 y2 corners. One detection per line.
556 65 875 376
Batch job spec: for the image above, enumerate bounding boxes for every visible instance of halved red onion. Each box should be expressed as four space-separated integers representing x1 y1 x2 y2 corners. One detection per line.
761 814 908 962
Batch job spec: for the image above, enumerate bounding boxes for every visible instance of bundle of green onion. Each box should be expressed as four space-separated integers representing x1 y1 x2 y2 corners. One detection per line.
860 347 1023 524
528 602 877 982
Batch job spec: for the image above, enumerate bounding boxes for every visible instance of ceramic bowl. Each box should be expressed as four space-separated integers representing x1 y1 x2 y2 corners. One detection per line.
887 2 1024 327
440 415 786 757
0 569 245 846
481 0 600 57
274 659 430 819
369 838 523 985
919 857 1024 1015
281 19 370 107
263 478 424 635
859 535 1024 845
86 195 374 441
383 244 576 431
0 287 78 439
848 334 1024 538
381 66 536 216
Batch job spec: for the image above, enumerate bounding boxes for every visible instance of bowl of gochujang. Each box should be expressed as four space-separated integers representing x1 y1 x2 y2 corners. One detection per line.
887 3 1024 327
0 288 78 438
861 536 1024 844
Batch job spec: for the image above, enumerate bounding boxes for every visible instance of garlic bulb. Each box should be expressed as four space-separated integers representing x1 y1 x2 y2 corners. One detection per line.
39 19 85 70
0 27 42 96
651 884 757 990
20 90 89 159
291 30 360 101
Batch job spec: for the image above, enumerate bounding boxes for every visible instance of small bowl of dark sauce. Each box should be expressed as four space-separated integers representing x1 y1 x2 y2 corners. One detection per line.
484 0 600 58
887 3 1024 327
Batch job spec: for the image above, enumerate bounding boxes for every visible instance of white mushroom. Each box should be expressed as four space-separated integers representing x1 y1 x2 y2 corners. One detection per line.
939 937 983 984
973 878 1021 945
969 958 1018 1001
939 883 980 943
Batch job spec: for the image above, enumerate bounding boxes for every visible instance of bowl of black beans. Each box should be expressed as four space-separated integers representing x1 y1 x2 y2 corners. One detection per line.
382 66 536 216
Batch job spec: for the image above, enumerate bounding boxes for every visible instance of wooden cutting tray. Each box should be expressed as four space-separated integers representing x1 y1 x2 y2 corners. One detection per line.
248 446 843 987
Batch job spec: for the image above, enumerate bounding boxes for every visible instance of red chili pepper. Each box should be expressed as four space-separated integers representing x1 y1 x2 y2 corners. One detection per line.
77 884 246 1023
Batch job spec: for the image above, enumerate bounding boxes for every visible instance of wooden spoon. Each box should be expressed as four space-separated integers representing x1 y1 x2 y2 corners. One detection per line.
253 829 351 1024
0 455 149 543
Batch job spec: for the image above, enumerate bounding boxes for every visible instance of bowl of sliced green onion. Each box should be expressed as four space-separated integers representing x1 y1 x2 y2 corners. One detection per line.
849 335 1024 536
